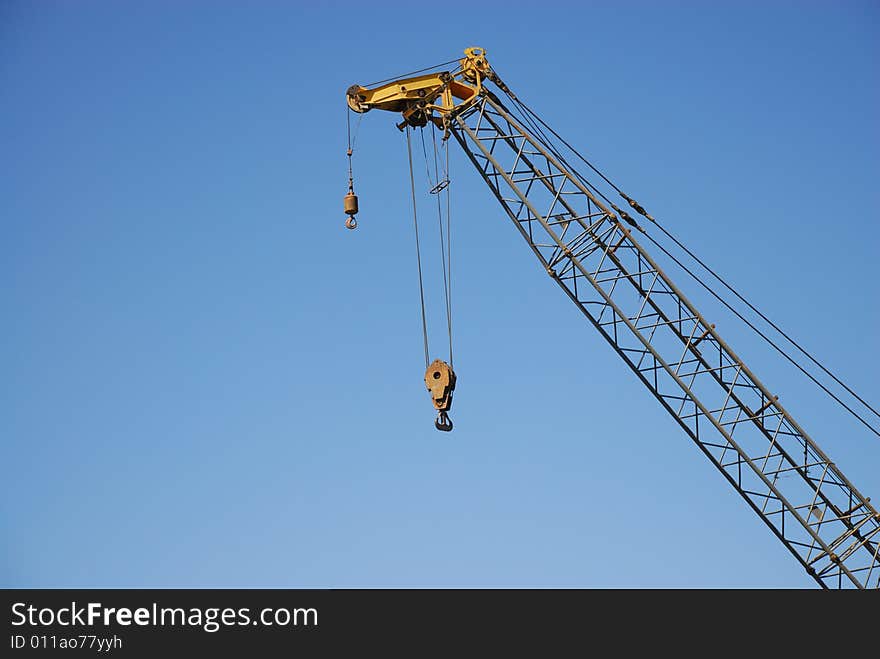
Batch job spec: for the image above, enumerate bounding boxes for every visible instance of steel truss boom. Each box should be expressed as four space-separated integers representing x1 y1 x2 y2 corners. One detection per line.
448 93 879 589
345 49 880 588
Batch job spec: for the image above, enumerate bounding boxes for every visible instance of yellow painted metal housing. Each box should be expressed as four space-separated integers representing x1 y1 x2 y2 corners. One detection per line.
346 47 492 130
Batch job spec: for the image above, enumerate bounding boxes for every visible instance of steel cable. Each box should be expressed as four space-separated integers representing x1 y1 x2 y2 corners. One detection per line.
365 58 461 89
417 126 455 366
406 126 430 367
428 126 453 365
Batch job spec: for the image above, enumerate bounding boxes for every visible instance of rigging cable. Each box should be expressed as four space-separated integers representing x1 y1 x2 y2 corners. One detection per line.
344 107 364 181
444 129 453 367
344 107 358 230
498 86 880 435
365 58 461 89
422 125 454 365
406 126 430 368
346 106 353 185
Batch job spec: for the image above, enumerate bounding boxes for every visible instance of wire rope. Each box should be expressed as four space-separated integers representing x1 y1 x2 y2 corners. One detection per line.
427 126 453 365
365 58 460 89
406 126 430 367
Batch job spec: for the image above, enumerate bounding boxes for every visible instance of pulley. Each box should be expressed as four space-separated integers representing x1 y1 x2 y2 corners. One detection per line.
424 358 456 432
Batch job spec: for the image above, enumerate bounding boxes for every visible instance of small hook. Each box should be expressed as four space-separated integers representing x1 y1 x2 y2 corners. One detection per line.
435 411 453 432
345 216 357 230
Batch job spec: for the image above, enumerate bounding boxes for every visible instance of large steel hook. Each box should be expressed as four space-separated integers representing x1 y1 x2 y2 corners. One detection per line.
435 411 453 432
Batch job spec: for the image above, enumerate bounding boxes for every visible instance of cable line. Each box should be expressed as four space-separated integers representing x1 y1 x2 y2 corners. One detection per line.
406 126 430 367
425 126 453 365
365 58 460 89
443 129 453 366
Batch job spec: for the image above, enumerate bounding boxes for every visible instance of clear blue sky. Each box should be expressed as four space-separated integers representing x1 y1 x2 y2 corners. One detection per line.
2 1 878 588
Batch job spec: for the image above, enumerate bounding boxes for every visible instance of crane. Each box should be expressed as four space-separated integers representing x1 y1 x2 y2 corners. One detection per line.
343 47 880 589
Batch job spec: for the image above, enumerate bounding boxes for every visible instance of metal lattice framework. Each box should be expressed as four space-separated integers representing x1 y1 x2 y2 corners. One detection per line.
448 92 880 588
